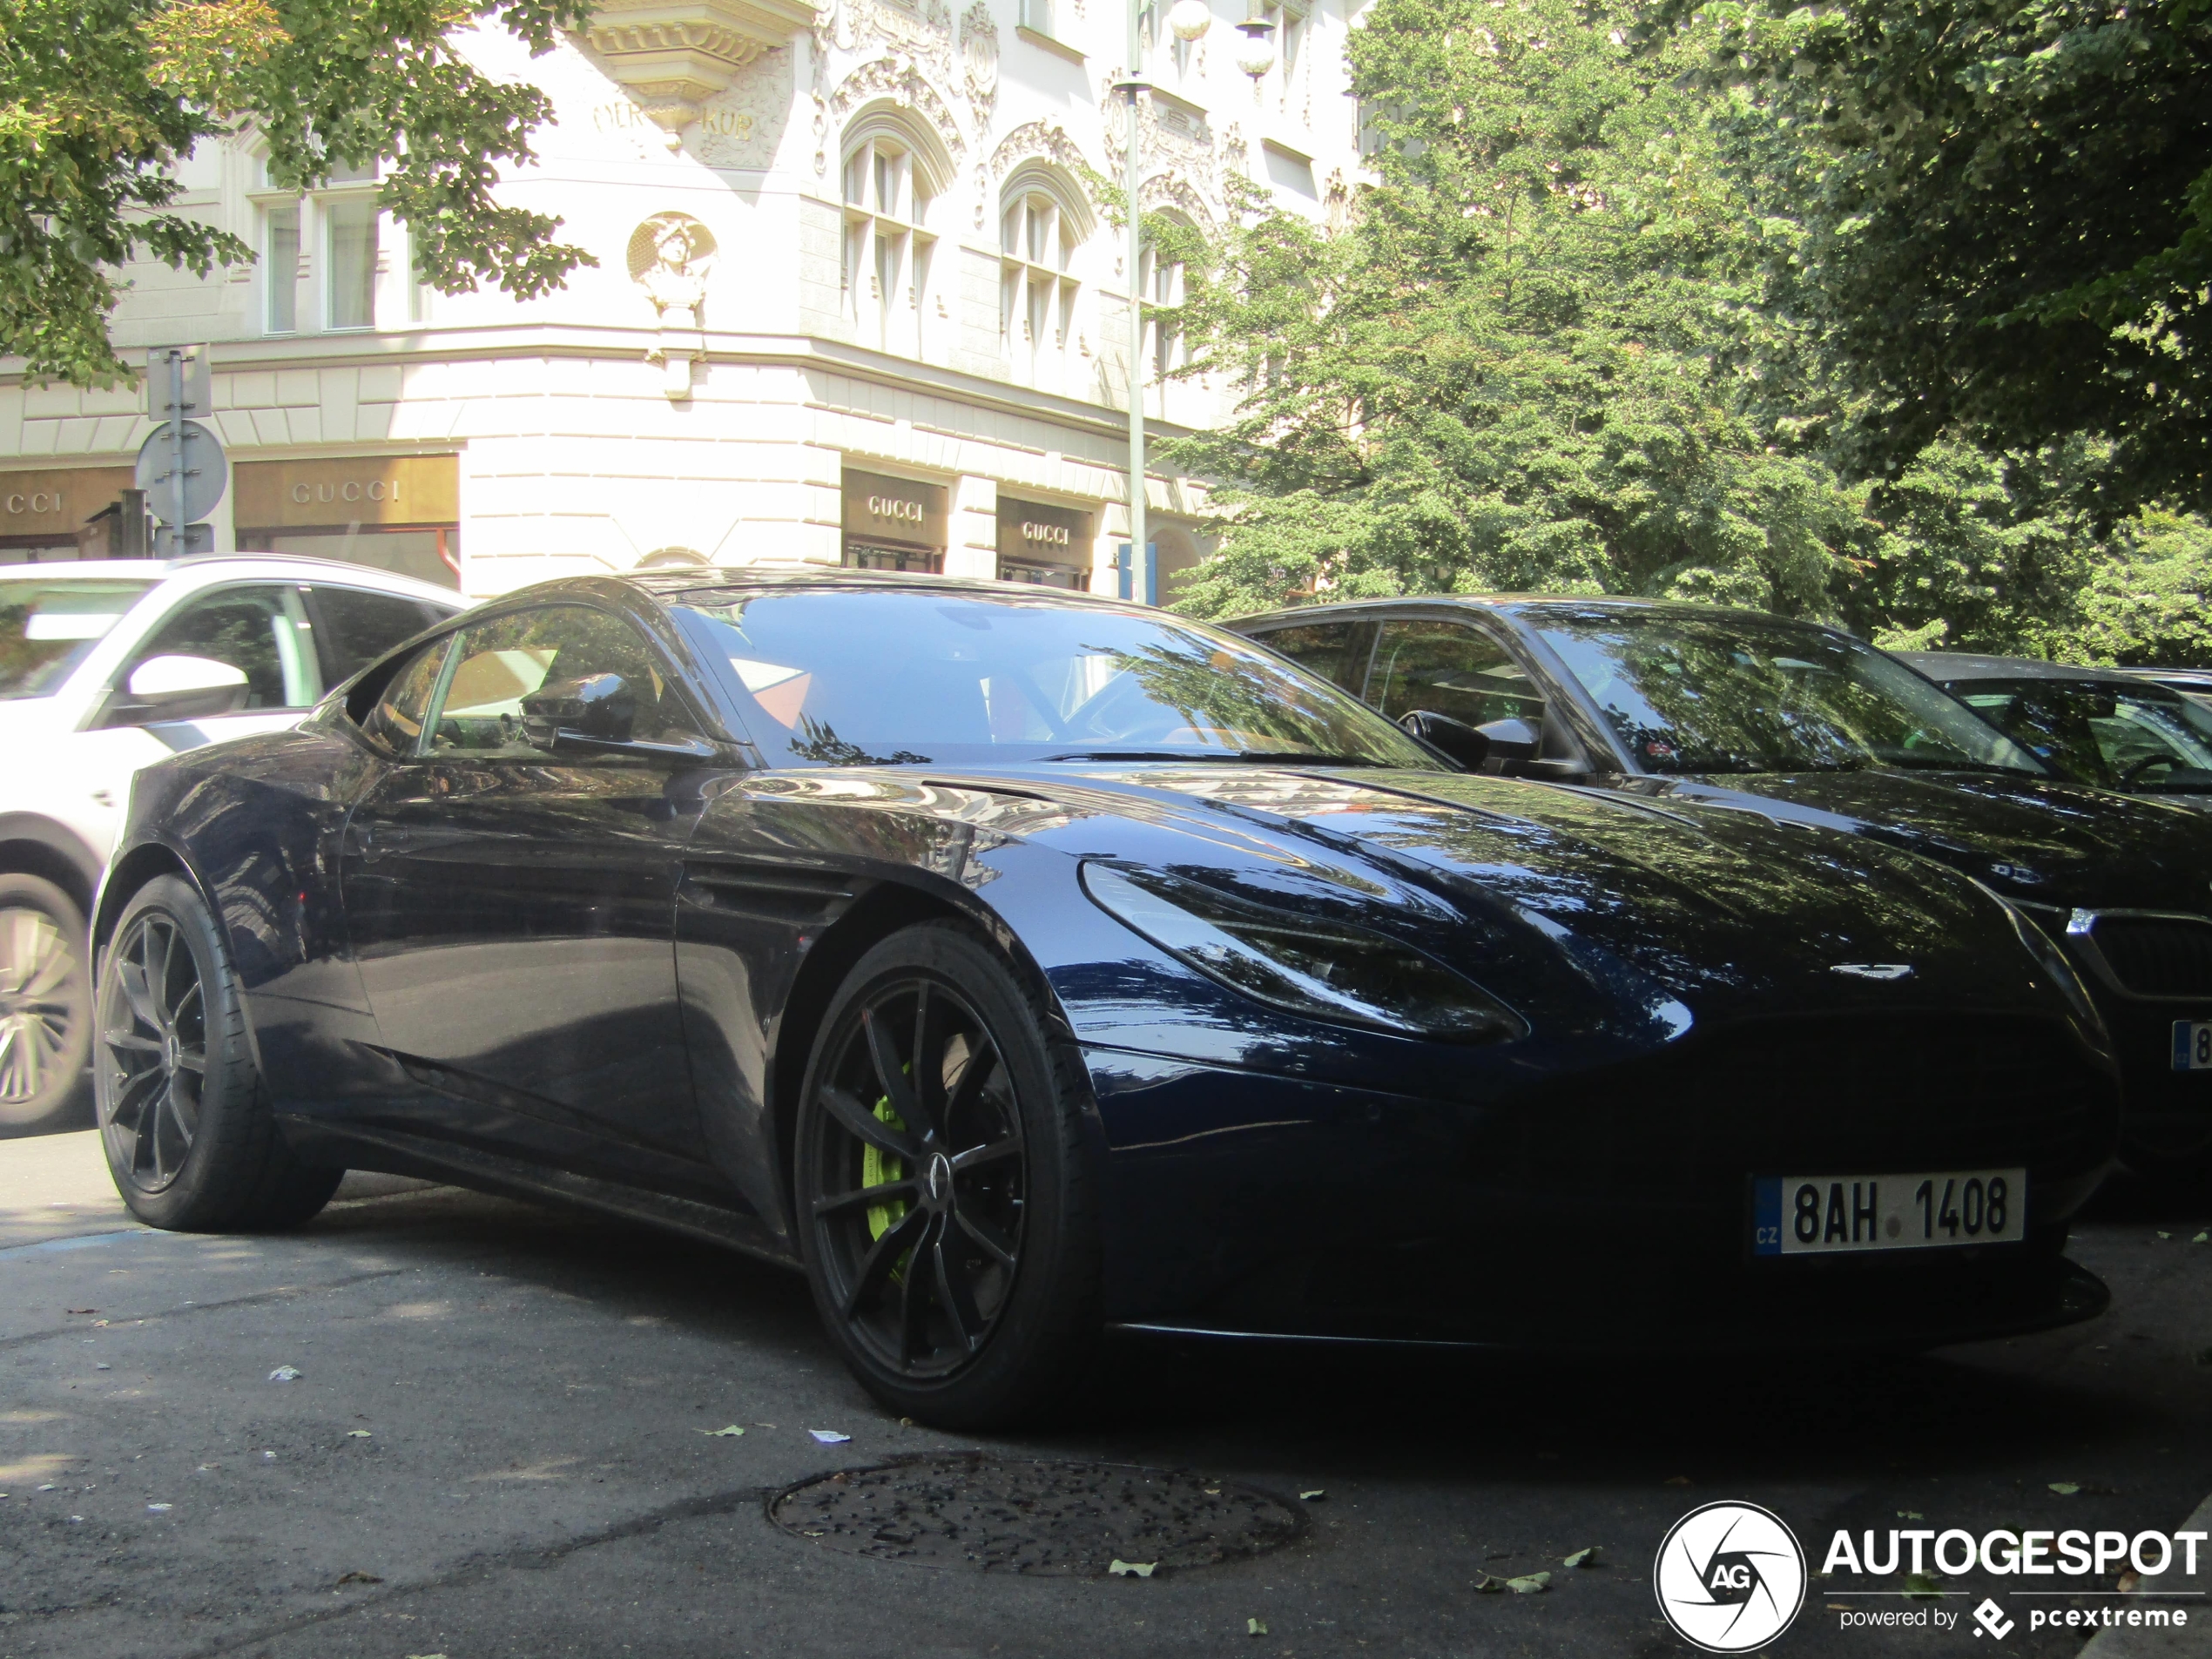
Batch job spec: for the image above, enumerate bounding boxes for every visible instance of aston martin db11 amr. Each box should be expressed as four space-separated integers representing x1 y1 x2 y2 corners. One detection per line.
1231 597 2212 1179
94 572 2120 1424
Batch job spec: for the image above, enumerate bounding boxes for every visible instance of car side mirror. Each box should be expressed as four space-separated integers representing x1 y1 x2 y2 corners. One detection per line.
104 654 252 725
1476 717 1542 765
1398 709 1491 770
521 672 638 752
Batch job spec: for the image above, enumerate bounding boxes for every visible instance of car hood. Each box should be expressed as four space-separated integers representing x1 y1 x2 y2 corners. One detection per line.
1645 769 2212 912
935 763 2084 1035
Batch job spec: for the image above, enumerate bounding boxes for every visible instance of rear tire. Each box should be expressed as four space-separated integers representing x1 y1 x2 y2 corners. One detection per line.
794 922 1100 1428
0 873 93 1136
94 874 341 1231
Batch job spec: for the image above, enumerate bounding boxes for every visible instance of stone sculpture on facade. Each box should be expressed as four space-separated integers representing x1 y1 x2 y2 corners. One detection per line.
630 212 718 401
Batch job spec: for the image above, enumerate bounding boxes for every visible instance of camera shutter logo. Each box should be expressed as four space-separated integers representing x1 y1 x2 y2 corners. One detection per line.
1653 1501 1806 1653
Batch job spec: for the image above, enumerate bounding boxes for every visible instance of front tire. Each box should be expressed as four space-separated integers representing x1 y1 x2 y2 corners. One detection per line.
794 923 1100 1427
95 874 341 1231
0 873 93 1135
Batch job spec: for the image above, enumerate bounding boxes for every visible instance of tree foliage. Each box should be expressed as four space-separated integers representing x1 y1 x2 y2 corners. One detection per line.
1650 0 2212 516
0 0 594 387
1168 0 1868 619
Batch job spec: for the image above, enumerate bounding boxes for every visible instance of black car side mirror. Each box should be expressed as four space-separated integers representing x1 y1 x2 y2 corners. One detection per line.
1399 709 1492 769
1476 717 1542 765
522 672 638 752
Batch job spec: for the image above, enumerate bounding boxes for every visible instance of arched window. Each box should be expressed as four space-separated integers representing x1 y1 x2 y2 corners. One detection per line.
999 169 1091 390
1136 213 1194 386
840 113 948 358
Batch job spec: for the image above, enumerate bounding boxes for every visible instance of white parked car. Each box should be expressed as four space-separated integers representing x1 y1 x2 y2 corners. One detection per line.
0 556 463 1133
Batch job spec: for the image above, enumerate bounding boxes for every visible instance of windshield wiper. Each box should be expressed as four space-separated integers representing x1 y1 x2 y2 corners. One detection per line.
1043 749 1385 766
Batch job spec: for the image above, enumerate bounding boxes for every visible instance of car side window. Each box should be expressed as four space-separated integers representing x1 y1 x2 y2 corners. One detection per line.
306 586 444 686
113 584 315 714
1252 620 1371 691
1369 619 1545 728
423 605 698 759
360 637 455 756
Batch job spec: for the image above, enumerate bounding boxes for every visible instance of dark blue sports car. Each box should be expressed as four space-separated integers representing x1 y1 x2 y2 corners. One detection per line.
93 571 2119 1424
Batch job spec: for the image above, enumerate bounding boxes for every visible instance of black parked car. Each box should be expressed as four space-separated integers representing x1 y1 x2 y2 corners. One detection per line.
1901 651 2212 811
1230 597 2212 1177
95 573 2120 1424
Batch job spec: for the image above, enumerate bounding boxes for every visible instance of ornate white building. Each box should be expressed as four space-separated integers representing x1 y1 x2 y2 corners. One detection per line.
0 0 1366 599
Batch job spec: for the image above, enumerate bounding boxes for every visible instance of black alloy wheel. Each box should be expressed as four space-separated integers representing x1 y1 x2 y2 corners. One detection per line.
0 873 92 1134
807 974 1026 1376
795 923 1099 1426
99 907 208 1191
94 875 342 1231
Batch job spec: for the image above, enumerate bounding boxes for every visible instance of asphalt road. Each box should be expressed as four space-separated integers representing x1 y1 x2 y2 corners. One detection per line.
2 1130 2207 1659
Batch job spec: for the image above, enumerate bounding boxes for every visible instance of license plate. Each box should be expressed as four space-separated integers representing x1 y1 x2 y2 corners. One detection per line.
2173 1022 2212 1070
1752 1170 2025 1256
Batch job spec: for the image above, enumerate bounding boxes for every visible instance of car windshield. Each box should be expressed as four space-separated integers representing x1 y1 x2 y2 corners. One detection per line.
1951 677 2212 793
668 588 1442 770
0 578 156 700
1526 608 2047 777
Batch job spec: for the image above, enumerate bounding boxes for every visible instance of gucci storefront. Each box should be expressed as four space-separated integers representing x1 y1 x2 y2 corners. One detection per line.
841 470 946 574
996 497 1092 590
0 467 137 563
233 455 462 589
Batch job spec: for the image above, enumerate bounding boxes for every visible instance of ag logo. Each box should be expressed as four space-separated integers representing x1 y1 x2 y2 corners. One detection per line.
1653 1501 1806 1653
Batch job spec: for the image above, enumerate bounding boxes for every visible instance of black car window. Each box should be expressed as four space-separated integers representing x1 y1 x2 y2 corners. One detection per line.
1370 620 1545 729
113 584 312 711
1252 619 1369 691
307 586 442 685
425 605 698 759
1959 679 2212 792
666 589 1440 769
1527 609 2047 777
361 637 455 756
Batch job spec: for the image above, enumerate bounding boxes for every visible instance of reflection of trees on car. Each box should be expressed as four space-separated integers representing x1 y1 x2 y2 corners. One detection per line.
1096 640 1390 753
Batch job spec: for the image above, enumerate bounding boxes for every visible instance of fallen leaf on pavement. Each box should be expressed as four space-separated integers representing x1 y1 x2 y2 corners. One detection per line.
2119 1572 2141 1593
336 1571 383 1587
1905 1573 1943 1599
2050 1482 2081 1495
266 1366 302 1384
808 1429 852 1444
345 1430 371 1439
1247 1617 1268 1635
146 1503 171 1513
2194 1233 2209 1244
65 1308 95 1315
1898 1511 1924 1520
1563 1548 1598 1568
1299 1489 1325 1501
1109 1560 1157 1578
1508 1573 1551 1594
1663 1475 1693 1487
699 1426 745 1438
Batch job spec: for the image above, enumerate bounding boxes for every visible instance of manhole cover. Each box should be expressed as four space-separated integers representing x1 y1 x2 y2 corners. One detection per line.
768 1452 1307 1575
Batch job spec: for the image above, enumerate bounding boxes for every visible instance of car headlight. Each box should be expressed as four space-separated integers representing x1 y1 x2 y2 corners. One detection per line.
2000 895 2110 1046
1081 862 1526 1042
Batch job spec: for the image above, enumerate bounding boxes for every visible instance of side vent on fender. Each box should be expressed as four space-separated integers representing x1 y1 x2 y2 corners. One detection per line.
679 862 860 927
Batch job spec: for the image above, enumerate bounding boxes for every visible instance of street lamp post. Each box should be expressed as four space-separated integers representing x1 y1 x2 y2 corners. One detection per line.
1116 0 1267 604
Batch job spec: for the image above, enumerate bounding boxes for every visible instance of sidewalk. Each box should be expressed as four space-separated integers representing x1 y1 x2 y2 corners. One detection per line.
2080 1488 2212 1657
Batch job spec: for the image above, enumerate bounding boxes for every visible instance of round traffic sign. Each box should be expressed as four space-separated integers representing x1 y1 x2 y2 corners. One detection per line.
134 419 228 525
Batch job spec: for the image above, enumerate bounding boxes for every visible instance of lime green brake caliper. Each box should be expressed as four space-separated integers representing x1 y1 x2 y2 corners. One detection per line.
861 1090 911 1278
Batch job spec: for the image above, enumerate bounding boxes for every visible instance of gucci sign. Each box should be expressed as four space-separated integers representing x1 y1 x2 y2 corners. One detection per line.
1022 521 1072 547
4 490 68 516
867 495 925 523
291 479 401 505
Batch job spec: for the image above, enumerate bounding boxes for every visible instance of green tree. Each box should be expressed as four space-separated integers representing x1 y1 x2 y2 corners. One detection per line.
1654 0 2212 516
1167 0 1868 621
0 0 593 388
2070 509 2212 665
